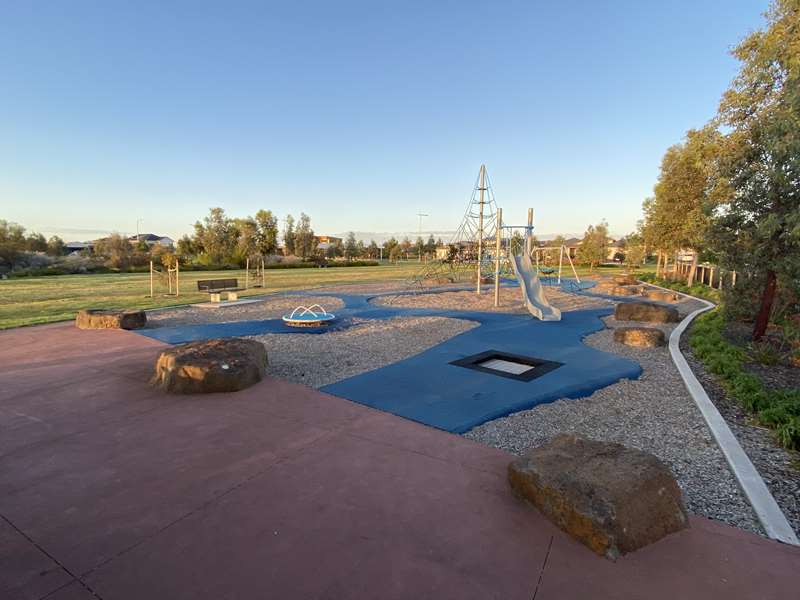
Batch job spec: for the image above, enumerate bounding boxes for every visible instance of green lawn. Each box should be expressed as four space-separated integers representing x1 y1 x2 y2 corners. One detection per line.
0 263 424 329
0 261 642 329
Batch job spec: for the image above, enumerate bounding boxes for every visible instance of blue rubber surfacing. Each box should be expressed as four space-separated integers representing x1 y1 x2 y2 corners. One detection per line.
135 282 642 434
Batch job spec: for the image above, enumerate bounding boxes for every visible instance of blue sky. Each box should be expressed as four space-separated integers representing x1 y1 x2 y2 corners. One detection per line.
0 1 767 241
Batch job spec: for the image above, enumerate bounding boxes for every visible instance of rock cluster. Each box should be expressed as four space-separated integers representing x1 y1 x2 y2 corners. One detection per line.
508 435 689 559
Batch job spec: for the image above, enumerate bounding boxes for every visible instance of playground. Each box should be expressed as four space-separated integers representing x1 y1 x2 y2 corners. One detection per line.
2 166 798 598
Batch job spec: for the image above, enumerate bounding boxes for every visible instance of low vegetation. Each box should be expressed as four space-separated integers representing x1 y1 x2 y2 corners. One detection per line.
637 273 720 303
690 309 800 450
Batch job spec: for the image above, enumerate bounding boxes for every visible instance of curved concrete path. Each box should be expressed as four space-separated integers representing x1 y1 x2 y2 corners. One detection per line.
0 323 798 599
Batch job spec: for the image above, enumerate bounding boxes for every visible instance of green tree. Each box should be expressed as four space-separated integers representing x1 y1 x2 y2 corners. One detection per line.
94 233 133 269
389 244 402 263
283 214 295 256
383 237 398 260
46 235 66 256
0 220 26 269
711 0 800 340
254 209 279 255
367 240 379 259
415 236 425 260
26 232 47 252
344 231 359 261
234 217 259 264
294 213 315 259
576 221 609 271
193 207 238 265
623 232 646 270
651 127 725 284
425 234 436 256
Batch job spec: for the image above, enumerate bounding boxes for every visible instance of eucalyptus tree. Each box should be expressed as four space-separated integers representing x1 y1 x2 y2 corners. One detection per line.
710 0 800 339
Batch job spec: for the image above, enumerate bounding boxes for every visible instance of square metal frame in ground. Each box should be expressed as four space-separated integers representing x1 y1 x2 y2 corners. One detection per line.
448 350 564 382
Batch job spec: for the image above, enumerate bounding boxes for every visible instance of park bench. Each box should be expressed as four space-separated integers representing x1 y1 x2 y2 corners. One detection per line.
197 278 243 303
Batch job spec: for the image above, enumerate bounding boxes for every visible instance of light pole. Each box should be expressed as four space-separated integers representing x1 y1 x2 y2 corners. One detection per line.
136 219 144 242
417 212 429 261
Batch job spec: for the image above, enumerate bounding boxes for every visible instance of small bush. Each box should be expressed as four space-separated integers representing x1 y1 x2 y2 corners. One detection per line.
689 309 800 450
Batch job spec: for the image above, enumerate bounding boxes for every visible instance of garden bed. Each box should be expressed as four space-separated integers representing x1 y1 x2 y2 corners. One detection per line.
681 322 800 536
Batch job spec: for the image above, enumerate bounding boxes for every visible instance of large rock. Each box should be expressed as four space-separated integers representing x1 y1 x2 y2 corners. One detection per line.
614 274 638 286
644 289 679 303
614 326 666 348
75 309 147 330
610 285 644 297
152 339 268 394
615 301 679 323
508 435 688 559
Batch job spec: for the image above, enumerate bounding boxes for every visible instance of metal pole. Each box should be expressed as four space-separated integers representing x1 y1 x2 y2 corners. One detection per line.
476 164 486 295
245 258 250 289
526 208 533 257
149 261 154 298
176 260 179 297
494 208 502 307
558 245 564 284
262 257 266 288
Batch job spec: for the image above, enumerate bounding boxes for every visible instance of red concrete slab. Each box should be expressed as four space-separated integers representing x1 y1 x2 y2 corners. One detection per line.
85 431 551 600
1 322 799 599
0 401 334 575
534 515 800 600
0 517 72 600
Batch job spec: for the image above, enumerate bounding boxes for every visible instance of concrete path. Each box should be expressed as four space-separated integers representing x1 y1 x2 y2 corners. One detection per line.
1 323 798 599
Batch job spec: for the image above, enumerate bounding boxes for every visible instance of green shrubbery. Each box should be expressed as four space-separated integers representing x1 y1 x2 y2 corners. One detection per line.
690 309 800 450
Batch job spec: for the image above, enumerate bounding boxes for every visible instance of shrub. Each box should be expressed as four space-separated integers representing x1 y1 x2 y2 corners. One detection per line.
689 309 800 450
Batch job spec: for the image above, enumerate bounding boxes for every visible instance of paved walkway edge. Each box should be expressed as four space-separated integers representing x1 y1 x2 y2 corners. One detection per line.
643 280 798 546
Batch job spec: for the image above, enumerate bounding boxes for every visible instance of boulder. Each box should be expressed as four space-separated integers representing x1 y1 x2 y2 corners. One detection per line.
615 301 679 323
508 435 688 559
614 274 638 286
644 289 679 303
610 285 644 297
614 326 666 348
152 339 268 394
75 309 147 330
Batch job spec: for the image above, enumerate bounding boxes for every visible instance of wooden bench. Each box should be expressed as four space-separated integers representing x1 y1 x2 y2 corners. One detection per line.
197 278 243 303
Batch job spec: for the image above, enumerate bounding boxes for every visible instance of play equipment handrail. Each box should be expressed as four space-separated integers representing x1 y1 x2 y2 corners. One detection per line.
286 304 329 319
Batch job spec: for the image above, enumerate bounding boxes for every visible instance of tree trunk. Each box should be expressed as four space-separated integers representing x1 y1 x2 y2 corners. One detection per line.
687 252 698 286
655 251 661 277
753 269 777 341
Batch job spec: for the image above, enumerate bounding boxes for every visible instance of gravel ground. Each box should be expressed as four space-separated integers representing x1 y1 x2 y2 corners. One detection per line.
146 295 345 327
465 297 765 536
249 316 478 388
681 330 800 537
373 285 612 313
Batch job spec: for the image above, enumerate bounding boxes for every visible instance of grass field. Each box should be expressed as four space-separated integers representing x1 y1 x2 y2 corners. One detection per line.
0 261 637 329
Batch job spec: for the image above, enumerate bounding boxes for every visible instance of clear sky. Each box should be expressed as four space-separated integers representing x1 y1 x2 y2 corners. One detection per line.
0 1 767 241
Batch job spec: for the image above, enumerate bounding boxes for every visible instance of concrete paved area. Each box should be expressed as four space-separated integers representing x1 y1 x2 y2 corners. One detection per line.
1 323 798 599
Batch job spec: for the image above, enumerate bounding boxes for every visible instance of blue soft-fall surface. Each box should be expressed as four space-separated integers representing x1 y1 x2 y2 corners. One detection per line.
135 281 642 433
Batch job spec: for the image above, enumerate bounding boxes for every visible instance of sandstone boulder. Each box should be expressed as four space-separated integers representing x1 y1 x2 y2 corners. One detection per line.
613 326 666 348
644 289 679 303
614 274 638 286
615 301 679 323
508 435 688 559
75 309 147 330
152 339 267 394
610 285 644 297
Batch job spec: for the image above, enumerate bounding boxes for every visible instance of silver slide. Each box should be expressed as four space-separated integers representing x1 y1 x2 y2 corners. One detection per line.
510 253 562 321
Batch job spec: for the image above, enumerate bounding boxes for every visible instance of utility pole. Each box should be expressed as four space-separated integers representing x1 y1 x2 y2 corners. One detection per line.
476 164 486 295
417 212 429 262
